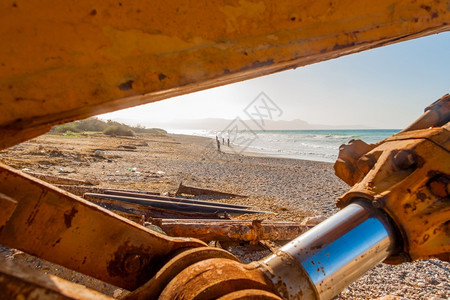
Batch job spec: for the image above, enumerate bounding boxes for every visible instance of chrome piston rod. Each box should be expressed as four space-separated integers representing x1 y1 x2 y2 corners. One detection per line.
255 200 397 300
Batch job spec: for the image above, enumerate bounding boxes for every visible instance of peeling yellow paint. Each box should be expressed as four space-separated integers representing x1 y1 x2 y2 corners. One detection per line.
220 0 267 33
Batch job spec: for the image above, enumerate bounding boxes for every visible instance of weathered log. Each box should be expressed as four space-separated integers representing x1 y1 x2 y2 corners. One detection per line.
151 219 312 242
84 193 267 215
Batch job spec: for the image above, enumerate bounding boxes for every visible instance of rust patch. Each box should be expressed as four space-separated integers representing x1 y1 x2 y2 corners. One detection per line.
107 241 156 287
26 190 47 226
420 4 432 11
252 59 274 68
333 42 355 50
416 192 427 202
63 207 78 228
118 80 134 91
51 238 61 247
158 73 167 81
404 203 412 212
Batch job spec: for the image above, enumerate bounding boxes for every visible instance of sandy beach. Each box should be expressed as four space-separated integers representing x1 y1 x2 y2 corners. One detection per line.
0 132 448 299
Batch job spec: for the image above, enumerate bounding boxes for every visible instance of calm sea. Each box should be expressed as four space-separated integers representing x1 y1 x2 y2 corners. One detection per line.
169 129 400 163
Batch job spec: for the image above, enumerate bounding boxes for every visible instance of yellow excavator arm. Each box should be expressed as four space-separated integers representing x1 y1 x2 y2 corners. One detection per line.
0 1 449 299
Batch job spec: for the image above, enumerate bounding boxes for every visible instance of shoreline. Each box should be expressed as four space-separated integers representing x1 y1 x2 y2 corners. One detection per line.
169 132 337 164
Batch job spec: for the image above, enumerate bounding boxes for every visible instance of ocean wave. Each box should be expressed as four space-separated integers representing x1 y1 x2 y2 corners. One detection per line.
172 129 398 163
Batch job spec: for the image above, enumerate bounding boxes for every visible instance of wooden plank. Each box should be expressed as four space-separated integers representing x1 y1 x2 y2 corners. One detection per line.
153 219 312 242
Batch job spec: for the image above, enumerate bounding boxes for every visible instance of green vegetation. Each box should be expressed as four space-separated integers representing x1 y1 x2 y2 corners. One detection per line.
103 124 135 137
50 118 167 137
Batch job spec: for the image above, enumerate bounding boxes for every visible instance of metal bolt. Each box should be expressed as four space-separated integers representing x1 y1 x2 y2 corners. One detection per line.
393 150 416 169
123 254 143 274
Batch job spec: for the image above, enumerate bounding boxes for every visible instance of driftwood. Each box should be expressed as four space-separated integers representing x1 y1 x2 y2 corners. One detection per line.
149 219 312 242
83 193 267 216
103 190 250 209
176 182 247 198
83 194 226 219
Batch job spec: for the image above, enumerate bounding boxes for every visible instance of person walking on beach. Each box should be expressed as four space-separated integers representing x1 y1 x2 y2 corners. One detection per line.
216 138 221 152
222 137 225 145
227 138 230 147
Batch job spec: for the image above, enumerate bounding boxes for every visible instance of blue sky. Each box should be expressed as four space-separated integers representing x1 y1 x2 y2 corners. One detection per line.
99 32 449 129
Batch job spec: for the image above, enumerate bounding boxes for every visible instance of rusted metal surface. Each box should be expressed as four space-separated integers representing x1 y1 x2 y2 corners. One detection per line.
125 247 240 300
176 182 247 198
0 163 206 290
84 192 268 215
217 289 282 300
0 262 113 300
159 258 279 300
103 189 251 209
1 1 449 149
153 219 311 242
335 94 449 187
84 194 227 219
335 96 450 262
0 193 17 230
333 139 376 186
401 94 450 133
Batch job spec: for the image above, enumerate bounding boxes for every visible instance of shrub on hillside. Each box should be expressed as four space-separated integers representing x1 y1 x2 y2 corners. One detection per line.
76 118 108 132
52 123 81 133
103 125 135 137
145 128 167 135
51 118 165 137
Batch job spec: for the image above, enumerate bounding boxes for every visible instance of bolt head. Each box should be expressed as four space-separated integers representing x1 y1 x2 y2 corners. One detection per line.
393 150 416 169
123 254 142 274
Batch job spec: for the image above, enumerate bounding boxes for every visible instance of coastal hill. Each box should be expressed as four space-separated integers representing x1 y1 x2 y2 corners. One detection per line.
105 117 372 131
